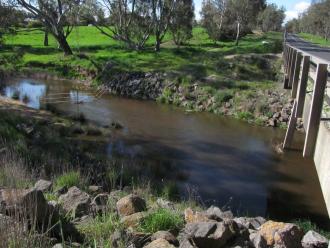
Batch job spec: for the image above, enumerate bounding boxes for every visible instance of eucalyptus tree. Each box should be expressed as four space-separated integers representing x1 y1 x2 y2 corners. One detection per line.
257 3 285 32
85 0 154 50
15 0 81 55
169 0 194 46
151 0 176 51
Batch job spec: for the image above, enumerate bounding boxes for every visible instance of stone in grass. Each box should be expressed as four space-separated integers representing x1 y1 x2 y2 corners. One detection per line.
88 185 103 195
234 216 266 230
121 212 147 228
116 194 146 217
151 231 179 246
205 206 234 221
259 221 303 247
144 238 176 248
249 232 267 248
184 220 238 248
91 193 110 214
184 208 210 223
34 179 53 192
274 223 304 247
301 230 329 248
58 186 91 217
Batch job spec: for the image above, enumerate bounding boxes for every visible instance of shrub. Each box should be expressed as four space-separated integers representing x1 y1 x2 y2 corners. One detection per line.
55 171 82 189
78 212 123 247
214 90 233 103
236 111 254 121
138 208 184 233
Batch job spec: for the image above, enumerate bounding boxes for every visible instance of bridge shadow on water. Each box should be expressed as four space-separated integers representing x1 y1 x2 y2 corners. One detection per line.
107 135 330 229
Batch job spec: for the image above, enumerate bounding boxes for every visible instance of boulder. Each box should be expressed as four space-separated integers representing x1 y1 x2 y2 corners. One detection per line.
127 230 151 248
184 208 210 223
34 179 53 192
234 216 266 230
301 230 328 248
58 186 91 217
151 231 179 246
205 206 234 221
91 193 110 214
259 220 286 246
273 223 303 247
0 188 49 225
249 232 267 248
116 194 146 217
88 185 103 195
121 212 146 228
144 238 175 248
184 220 238 248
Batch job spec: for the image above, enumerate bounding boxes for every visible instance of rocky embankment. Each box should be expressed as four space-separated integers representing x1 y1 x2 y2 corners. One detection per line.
1 179 328 247
104 72 303 130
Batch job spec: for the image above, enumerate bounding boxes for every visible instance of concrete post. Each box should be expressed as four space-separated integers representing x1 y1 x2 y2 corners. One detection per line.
296 56 310 118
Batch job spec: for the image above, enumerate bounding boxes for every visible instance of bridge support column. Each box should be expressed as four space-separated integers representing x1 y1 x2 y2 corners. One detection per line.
291 52 302 98
303 63 328 157
288 49 298 89
283 101 297 149
295 56 310 118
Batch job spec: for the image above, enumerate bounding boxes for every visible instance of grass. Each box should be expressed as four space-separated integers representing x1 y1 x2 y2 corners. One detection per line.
1 27 282 81
294 219 330 239
138 208 184 233
54 171 83 190
298 33 330 47
78 212 123 247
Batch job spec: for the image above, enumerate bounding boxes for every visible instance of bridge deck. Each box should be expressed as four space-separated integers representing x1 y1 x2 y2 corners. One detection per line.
286 34 330 64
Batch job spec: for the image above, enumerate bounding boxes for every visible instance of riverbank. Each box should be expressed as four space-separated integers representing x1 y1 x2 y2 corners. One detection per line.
102 53 302 130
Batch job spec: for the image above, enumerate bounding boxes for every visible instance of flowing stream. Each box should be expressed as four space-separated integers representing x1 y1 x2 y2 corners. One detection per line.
2 77 329 228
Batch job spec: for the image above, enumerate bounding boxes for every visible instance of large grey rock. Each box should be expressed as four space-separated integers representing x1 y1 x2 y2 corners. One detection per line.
34 179 52 192
116 194 146 217
144 238 175 248
0 188 49 225
273 223 304 248
205 206 234 221
151 231 179 246
250 232 267 248
234 216 266 230
58 186 91 217
91 193 110 215
184 220 238 248
302 230 329 248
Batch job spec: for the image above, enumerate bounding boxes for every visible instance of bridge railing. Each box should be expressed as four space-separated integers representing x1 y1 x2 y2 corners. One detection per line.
282 34 330 157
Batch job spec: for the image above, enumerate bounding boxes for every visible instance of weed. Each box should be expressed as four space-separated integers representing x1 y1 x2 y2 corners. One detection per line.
55 171 82 190
138 208 184 233
293 219 330 239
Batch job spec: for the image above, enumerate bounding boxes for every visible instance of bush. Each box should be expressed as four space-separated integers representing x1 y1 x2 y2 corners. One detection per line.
138 208 184 233
214 90 233 103
55 171 82 189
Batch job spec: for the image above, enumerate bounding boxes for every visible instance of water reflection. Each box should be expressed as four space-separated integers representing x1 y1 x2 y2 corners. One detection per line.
2 77 329 228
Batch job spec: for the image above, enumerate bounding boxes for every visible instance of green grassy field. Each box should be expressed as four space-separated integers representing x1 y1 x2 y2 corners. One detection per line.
1 26 282 81
298 33 330 47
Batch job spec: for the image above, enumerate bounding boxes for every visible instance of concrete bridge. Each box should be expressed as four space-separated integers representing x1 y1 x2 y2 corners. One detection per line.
282 33 330 217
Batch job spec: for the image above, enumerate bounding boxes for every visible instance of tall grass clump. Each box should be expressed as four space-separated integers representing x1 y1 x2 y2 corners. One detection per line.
293 219 330 239
78 212 123 247
55 171 83 189
0 152 34 188
138 208 184 233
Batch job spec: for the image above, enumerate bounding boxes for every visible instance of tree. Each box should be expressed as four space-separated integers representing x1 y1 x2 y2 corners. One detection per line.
200 0 228 43
85 0 154 50
258 4 285 32
226 0 253 46
169 0 194 46
15 0 81 55
151 0 176 51
0 2 24 44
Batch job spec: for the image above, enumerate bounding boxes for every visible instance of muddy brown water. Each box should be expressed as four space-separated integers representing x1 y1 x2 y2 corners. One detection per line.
2 77 329 228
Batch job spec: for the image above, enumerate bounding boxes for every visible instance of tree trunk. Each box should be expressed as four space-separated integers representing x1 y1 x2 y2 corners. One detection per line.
235 22 240 46
155 35 161 52
56 33 73 55
44 30 49 46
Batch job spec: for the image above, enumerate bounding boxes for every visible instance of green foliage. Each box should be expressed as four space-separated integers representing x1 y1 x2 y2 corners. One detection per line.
214 90 233 103
293 219 330 239
78 212 123 247
161 182 180 201
55 171 82 189
236 111 254 121
298 33 330 47
138 208 184 233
